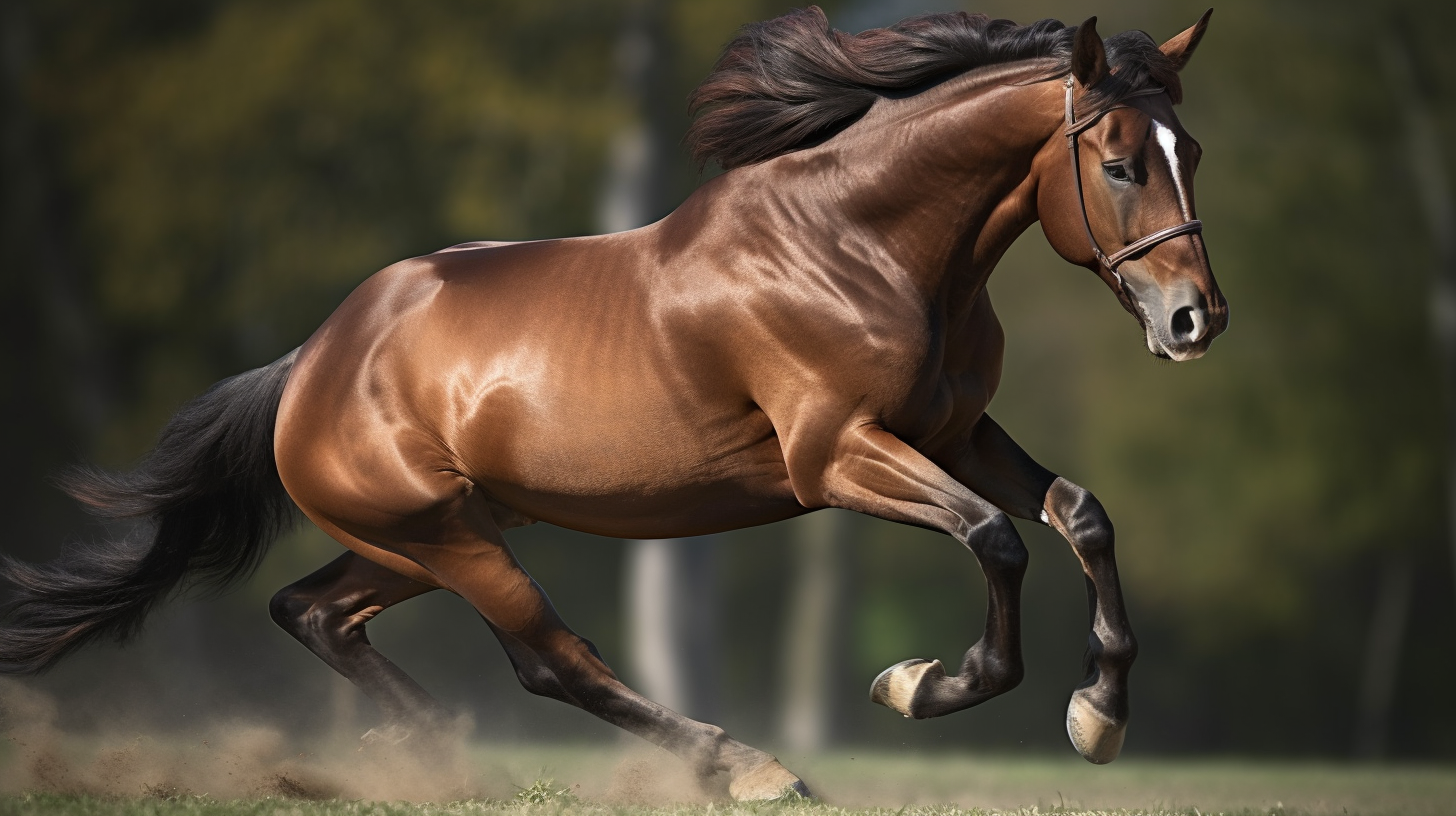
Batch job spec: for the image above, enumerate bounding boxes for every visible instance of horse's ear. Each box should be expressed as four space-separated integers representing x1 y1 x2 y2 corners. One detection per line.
1071 17 1108 87
1160 8 1213 71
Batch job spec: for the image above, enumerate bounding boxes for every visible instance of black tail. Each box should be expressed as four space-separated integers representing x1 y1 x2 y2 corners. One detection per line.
0 349 301 674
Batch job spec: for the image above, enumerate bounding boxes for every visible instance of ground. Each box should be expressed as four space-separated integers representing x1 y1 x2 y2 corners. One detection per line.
1 744 1452 816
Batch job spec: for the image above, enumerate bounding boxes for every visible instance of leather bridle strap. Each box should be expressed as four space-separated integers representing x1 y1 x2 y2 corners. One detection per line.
1063 76 1202 280
1102 219 1203 267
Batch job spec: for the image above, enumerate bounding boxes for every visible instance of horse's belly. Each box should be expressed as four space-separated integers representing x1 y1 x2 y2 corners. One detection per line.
475 435 804 538
494 481 806 539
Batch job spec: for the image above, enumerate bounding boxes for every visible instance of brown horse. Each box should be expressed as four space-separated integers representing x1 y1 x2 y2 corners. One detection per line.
0 8 1224 800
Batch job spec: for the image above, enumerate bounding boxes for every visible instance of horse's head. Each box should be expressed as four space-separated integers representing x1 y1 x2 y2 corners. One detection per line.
1038 12 1227 361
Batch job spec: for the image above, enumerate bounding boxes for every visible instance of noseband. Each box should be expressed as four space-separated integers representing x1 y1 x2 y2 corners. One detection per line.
1063 76 1202 292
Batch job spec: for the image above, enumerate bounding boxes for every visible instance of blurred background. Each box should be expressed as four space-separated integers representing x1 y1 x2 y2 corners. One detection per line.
1 0 1453 765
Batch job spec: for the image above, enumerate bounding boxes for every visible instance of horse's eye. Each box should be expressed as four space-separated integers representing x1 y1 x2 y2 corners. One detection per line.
1103 163 1131 182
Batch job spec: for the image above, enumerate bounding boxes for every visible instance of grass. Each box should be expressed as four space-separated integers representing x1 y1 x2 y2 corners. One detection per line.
0 789 1414 816
0 743 1450 816
0 791 1326 816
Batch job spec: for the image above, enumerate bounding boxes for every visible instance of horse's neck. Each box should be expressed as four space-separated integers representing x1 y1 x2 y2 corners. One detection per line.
826 65 1062 313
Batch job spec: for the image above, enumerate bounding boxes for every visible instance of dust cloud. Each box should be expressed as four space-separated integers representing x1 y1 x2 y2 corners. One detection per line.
0 680 703 803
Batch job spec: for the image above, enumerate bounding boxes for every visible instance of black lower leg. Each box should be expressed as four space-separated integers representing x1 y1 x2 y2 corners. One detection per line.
892 514 1028 718
491 614 803 798
1046 477 1136 762
1048 477 1137 705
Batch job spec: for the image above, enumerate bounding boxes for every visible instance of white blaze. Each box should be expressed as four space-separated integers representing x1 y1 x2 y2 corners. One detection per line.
1153 121 1192 220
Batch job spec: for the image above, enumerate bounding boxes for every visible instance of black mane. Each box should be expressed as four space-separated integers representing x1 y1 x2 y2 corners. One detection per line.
688 6 1182 169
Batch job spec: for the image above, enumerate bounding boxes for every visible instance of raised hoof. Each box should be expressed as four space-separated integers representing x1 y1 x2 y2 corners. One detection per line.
727 760 812 801
1066 692 1126 764
869 658 944 718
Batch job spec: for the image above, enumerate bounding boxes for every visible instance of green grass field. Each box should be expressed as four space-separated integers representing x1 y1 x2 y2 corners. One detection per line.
1 743 1452 816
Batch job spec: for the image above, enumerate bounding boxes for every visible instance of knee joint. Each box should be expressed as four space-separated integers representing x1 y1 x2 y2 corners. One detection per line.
969 514 1028 572
1052 482 1114 554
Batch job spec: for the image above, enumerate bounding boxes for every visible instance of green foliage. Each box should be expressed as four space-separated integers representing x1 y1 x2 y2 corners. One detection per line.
26 0 630 464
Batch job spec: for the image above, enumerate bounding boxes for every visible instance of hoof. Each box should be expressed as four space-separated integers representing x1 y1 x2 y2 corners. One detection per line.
869 658 944 718
1066 692 1126 764
727 759 812 801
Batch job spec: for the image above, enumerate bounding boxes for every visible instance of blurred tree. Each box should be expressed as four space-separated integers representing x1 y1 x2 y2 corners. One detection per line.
1354 13 1456 760
778 510 852 752
3 0 628 736
605 0 725 725
39 0 623 464
0 0 114 563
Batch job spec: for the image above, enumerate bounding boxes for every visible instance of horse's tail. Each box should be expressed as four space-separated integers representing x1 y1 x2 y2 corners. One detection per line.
0 349 301 674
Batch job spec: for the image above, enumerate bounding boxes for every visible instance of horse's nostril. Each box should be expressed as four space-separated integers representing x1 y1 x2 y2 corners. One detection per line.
1170 306 1199 342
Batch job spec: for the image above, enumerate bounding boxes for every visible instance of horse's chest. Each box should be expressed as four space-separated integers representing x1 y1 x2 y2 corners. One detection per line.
886 308 1004 446
886 364 995 448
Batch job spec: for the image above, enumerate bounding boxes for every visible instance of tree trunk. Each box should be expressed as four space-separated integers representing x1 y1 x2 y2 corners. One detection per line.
624 538 721 721
603 0 722 722
778 510 851 753
0 0 112 444
1352 555 1413 758
1359 23 1456 759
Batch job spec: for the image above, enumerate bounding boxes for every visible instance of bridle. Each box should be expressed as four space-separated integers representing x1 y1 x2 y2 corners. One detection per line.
1063 75 1202 308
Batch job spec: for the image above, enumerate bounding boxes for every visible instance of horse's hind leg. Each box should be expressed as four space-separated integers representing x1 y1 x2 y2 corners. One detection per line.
948 415 1137 764
270 552 453 742
411 506 809 801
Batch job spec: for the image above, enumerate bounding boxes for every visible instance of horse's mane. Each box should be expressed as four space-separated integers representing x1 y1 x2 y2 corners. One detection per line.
687 6 1183 169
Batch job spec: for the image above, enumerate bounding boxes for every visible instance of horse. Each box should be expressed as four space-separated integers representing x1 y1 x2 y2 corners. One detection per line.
0 7 1225 800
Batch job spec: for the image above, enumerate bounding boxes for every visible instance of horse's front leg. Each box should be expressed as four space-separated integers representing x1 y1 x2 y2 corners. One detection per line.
948 414 1137 764
813 424 1028 719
